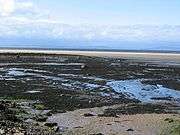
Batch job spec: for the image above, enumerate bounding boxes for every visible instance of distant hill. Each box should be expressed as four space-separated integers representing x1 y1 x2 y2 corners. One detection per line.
0 38 180 52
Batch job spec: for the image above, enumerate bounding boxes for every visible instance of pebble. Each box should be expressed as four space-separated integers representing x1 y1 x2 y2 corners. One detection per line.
127 128 134 132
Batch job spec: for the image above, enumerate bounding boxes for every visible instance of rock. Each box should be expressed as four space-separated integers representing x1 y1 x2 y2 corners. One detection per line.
0 121 7 126
36 116 48 122
84 113 95 117
46 111 53 116
52 109 66 114
54 126 60 132
74 126 83 128
58 126 68 132
44 123 57 128
0 129 5 134
90 133 104 135
16 55 20 59
0 104 6 110
35 123 39 126
6 114 19 122
127 128 134 132
0 100 60 134
25 118 34 123
164 118 174 123
81 64 87 69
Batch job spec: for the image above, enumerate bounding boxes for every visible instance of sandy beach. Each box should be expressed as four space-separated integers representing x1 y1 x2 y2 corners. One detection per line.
47 105 180 135
0 49 180 63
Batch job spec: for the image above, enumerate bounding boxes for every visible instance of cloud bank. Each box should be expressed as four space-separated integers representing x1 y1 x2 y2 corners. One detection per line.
0 0 180 50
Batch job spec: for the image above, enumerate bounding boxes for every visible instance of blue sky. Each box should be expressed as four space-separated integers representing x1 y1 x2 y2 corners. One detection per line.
33 0 180 25
0 0 180 50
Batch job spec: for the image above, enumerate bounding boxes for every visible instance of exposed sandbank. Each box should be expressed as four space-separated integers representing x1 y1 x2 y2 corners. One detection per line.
0 49 180 63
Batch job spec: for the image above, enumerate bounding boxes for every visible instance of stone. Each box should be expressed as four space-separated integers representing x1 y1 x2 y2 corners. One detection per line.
44 123 58 128
0 129 5 134
36 116 48 122
83 113 95 117
127 128 134 132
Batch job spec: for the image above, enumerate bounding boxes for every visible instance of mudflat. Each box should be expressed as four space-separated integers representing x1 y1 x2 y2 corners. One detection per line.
0 51 179 135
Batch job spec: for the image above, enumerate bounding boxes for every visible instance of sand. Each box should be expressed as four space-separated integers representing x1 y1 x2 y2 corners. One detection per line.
47 105 180 135
0 49 180 63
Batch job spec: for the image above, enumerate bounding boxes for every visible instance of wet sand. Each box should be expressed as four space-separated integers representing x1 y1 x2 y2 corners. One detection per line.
0 49 180 63
47 105 180 135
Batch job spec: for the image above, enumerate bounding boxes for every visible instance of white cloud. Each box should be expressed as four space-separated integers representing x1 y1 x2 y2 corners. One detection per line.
0 0 35 17
16 1 33 10
0 0 15 16
1 17 180 42
0 1 180 43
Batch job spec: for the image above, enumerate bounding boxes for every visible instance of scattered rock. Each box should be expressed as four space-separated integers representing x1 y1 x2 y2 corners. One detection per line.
114 120 121 123
46 111 53 116
164 118 174 123
0 100 58 134
90 133 104 135
58 126 68 132
74 126 83 128
54 126 60 132
0 104 6 110
52 109 66 114
127 128 134 132
98 112 118 118
35 116 48 122
6 114 19 122
84 113 95 117
81 64 87 69
44 122 58 128
0 129 5 134
25 119 34 123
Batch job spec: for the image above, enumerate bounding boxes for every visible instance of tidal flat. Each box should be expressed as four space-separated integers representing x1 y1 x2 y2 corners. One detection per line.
0 52 180 135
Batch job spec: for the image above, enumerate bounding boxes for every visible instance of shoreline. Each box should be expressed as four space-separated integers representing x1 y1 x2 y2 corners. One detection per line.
0 49 180 63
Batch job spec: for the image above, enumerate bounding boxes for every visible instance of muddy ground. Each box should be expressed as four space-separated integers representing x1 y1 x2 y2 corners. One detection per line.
0 53 179 135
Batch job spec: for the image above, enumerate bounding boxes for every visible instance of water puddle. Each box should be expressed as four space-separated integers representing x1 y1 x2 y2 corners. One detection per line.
107 79 180 103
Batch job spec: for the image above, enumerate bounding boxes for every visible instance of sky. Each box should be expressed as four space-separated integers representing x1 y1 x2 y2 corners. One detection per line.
35 0 180 25
0 0 180 50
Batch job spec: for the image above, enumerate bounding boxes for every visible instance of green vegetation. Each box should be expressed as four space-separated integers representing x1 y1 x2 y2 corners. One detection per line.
160 118 180 135
168 120 180 135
